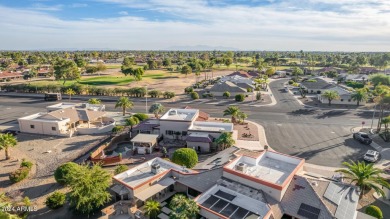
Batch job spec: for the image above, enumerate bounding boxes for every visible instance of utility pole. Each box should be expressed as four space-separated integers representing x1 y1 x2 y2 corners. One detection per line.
145 85 148 114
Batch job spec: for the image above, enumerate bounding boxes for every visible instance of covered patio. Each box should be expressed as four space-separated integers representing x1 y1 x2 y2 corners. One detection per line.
135 177 175 203
131 133 159 154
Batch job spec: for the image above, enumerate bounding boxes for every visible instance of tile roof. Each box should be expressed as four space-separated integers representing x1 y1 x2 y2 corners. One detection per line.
0 71 23 78
301 78 336 90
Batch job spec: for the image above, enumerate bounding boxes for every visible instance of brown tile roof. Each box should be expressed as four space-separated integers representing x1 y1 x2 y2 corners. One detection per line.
0 71 23 78
228 71 257 78
40 108 106 123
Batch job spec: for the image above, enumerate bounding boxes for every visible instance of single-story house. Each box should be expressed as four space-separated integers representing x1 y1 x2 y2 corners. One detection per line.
318 86 366 106
300 78 336 94
208 81 249 97
338 73 367 83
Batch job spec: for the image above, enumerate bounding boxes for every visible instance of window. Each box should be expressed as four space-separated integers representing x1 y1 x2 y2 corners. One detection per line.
52 127 56 131
340 99 344 102
30 125 35 129
182 131 188 136
348 99 351 102
166 130 174 135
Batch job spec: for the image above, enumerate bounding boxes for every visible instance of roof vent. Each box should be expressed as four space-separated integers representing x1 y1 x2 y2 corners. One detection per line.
236 162 247 172
151 163 160 174
311 181 318 187
169 110 177 115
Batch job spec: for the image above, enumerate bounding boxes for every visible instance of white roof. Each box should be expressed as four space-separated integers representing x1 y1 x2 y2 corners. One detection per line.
160 108 198 121
46 102 77 110
135 177 175 201
189 121 233 132
225 151 303 185
131 133 159 143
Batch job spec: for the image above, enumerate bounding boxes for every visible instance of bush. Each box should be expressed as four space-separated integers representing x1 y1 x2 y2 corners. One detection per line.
112 125 124 134
163 91 175 99
184 87 194 94
171 148 198 168
191 92 199 100
346 81 364 89
235 94 245 102
202 93 208 98
223 91 230 98
20 159 33 170
114 165 129 175
54 162 79 185
365 205 383 219
256 92 261 101
288 80 294 85
246 87 253 92
9 167 30 183
133 113 149 121
46 191 66 209
148 90 161 98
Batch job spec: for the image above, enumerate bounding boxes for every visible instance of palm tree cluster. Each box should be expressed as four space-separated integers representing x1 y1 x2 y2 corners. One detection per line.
223 106 247 124
0 133 17 160
169 194 199 219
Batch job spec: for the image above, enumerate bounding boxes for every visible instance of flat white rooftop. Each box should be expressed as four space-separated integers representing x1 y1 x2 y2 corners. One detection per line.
18 112 69 122
160 108 198 121
197 184 270 219
46 102 78 110
114 157 195 188
189 121 233 132
226 151 303 185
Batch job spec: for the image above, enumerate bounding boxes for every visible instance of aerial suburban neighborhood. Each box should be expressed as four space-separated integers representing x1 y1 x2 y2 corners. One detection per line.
1 1 390 219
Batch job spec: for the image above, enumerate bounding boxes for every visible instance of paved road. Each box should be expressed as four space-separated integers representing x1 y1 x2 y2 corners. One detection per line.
0 79 378 167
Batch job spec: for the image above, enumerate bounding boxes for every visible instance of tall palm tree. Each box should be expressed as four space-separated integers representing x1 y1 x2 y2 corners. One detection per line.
115 97 133 116
88 98 101 104
148 103 165 119
0 133 17 160
336 160 390 199
351 88 368 106
144 200 160 219
223 106 241 124
65 88 76 101
322 90 340 106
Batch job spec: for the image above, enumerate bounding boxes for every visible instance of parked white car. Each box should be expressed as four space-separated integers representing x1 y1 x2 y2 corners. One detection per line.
363 150 379 162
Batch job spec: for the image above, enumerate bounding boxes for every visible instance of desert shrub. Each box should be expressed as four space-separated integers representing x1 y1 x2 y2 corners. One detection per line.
191 92 199 100
114 165 129 175
54 162 79 185
9 167 29 183
148 90 161 98
112 125 124 134
235 94 245 102
171 148 198 168
184 87 194 94
20 159 33 170
223 91 231 98
365 205 383 219
247 87 253 92
288 80 294 85
163 91 175 99
133 113 149 121
46 191 66 209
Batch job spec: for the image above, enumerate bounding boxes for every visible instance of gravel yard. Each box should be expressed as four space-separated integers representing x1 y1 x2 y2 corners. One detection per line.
0 133 109 202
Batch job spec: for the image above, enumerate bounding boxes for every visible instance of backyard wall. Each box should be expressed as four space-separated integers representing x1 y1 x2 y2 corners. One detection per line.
78 122 116 135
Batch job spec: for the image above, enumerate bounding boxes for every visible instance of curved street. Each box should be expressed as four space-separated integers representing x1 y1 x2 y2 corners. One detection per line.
0 79 377 167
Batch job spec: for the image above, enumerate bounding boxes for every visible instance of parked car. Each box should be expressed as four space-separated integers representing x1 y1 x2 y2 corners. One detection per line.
363 150 379 162
353 132 372 145
44 93 62 101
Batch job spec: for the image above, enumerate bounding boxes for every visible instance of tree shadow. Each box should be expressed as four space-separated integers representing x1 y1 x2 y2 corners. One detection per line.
62 139 99 152
315 110 349 119
22 182 59 200
287 108 318 117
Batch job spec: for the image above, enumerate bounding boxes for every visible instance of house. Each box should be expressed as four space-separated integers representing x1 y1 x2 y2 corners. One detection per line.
208 81 249 97
338 73 367 83
0 71 23 82
300 78 336 94
18 102 114 137
359 67 379 75
317 86 365 106
134 108 234 153
109 150 363 219
228 71 258 78
315 67 346 75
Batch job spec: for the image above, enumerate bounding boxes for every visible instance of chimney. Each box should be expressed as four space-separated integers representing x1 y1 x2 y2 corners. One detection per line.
236 162 247 172
151 163 160 174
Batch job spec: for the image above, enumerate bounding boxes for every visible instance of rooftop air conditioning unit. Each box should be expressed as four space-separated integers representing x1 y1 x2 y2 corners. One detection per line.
236 162 247 172
151 163 160 174
169 110 177 115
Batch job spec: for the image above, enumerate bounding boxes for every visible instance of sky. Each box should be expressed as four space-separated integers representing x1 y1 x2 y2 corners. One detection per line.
0 0 389 51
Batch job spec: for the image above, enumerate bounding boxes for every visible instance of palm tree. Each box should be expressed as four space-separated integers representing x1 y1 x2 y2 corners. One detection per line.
351 88 368 106
237 112 248 124
115 97 133 116
148 103 165 118
216 132 235 150
169 194 199 219
0 133 17 160
88 98 101 104
65 88 76 101
223 106 241 124
382 116 390 132
336 160 390 199
144 200 160 219
322 90 340 106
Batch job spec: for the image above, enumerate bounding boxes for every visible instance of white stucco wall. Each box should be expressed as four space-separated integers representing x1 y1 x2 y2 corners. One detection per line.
159 120 192 139
18 118 69 136
318 95 366 105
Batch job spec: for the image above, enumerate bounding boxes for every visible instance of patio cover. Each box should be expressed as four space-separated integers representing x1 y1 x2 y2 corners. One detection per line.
131 133 159 145
111 184 129 196
135 177 175 201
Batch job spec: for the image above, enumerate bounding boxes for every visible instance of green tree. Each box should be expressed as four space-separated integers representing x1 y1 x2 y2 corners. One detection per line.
115 97 133 116
190 92 199 100
181 65 192 76
169 194 199 219
66 164 111 215
369 73 390 86
53 59 80 85
149 103 165 119
365 205 383 219
235 94 245 102
336 160 390 199
125 116 139 132
237 111 248 123
0 133 17 160
114 164 129 175
46 191 66 209
322 90 340 106
65 88 76 101
224 57 233 68
133 113 149 121
223 91 231 99
171 148 198 168
223 106 241 124
112 125 124 134
351 89 368 106
216 132 235 150
54 162 79 185
88 98 101 104
144 200 161 219
292 66 304 81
